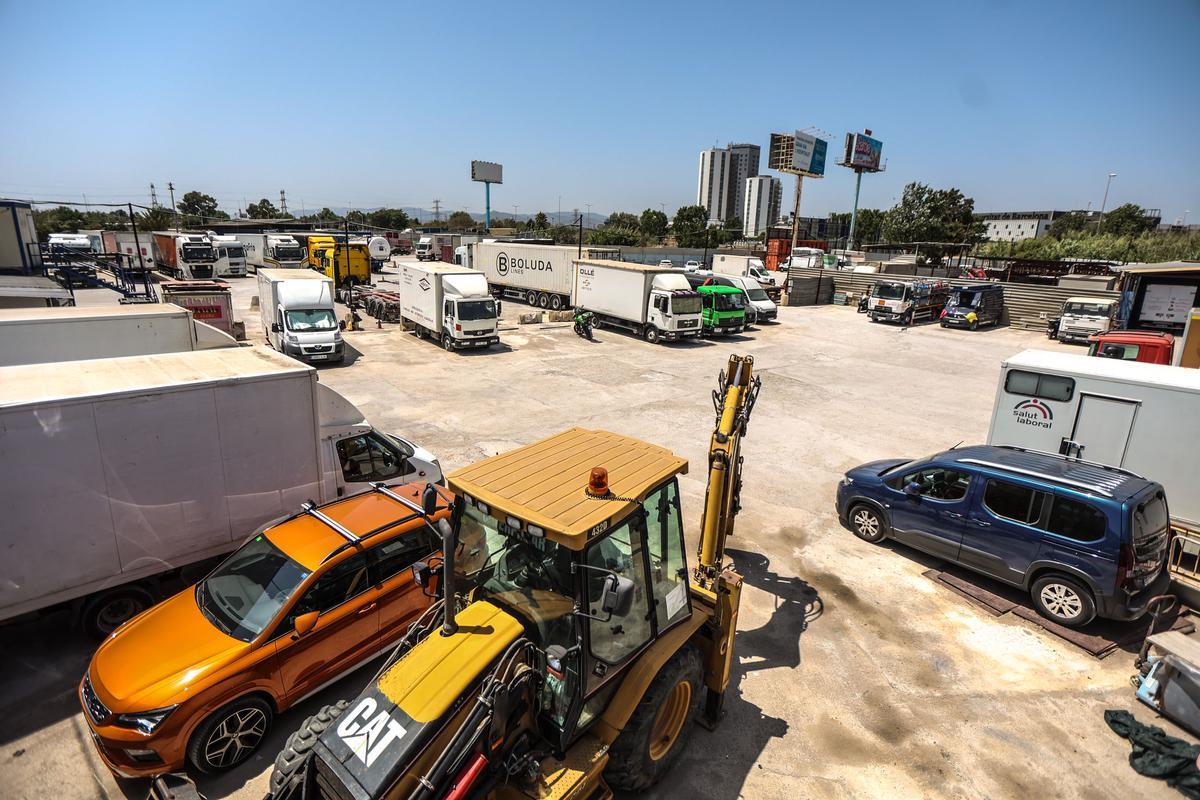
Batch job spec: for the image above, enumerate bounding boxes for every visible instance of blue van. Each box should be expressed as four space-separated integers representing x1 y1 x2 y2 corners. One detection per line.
836 445 1171 627
941 284 1004 329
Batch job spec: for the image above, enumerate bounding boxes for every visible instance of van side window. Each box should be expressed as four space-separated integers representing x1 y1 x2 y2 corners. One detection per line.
983 480 1046 525
1046 497 1107 542
896 467 971 501
1004 370 1074 402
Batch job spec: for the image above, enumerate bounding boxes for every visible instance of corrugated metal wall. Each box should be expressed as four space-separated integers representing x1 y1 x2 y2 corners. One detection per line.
783 266 1120 329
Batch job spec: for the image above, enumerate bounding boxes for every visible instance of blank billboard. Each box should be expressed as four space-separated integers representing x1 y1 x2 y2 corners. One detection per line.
471 160 503 184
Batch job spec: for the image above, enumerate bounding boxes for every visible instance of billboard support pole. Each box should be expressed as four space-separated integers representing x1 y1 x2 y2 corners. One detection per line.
789 174 804 251
848 169 863 251
485 182 491 232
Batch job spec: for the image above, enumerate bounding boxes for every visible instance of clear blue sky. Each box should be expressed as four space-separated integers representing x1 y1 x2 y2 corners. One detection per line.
1 0 1197 222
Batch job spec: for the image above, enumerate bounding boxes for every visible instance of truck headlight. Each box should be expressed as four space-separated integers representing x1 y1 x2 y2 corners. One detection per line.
116 705 178 735
284 333 299 344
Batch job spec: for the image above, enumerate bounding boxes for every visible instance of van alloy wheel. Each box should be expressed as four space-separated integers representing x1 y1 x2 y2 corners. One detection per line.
204 706 268 769
1039 583 1082 619
853 509 878 537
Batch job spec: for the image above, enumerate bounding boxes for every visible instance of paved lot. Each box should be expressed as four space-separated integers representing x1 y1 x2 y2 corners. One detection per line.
0 263 1178 799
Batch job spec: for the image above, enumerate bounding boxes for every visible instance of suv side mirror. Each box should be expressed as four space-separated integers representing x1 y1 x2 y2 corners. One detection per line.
903 482 923 498
292 610 319 638
271 322 281 333
602 575 635 617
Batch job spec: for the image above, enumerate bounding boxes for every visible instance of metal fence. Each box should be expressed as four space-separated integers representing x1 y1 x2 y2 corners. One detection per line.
783 266 1121 329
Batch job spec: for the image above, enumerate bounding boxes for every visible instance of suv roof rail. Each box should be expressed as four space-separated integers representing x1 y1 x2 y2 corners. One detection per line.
990 445 1145 479
301 500 359 543
956 458 1115 497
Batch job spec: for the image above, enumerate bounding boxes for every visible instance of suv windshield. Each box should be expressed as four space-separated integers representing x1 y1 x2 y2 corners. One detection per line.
1064 302 1110 316
197 534 309 642
457 299 496 321
286 308 337 332
713 292 745 311
273 245 303 261
873 283 906 300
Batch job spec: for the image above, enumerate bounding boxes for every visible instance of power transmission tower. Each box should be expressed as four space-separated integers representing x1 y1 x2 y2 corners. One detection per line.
150 183 159 208
279 190 288 216
432 199 442 222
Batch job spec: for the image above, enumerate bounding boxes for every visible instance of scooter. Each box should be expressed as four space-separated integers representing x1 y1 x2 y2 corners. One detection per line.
573 308 594 340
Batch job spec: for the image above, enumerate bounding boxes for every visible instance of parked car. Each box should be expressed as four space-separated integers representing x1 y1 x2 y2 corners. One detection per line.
684 260 702 273
79 482 448 778
708 274 777 323
835 444 1170 627
658 259 673 268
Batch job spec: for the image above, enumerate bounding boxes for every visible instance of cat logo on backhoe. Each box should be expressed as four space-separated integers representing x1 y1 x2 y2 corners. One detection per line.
336 697 407 768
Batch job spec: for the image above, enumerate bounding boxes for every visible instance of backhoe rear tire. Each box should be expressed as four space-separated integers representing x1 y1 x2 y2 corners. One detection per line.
268 700 349 798
604 645 703 792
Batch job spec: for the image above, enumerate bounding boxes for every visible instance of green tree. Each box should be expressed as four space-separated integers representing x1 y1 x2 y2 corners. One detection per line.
830 209 885 248
246 198 280 219
881 183 985 263
723 216 742 234
671 205 710 247
532 211 550 230
176 191 225 225
639 209 668 240
489 217 519 229
604 211 640 229
447 210 476 230
588 226 640 246
1047 212 1089 239
367 208 411 230
1099 203 1156 237
137 206 174 232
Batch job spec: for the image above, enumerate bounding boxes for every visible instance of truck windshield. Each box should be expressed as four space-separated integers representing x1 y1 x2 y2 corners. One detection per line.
273 245 303 261
671 294 702 315
182 244 214 262
713 292 745 311
196 534 309 642
286 309 338 332
873 283 906 300
226 246 245 259
457 299 496 321
1064 302 1110 316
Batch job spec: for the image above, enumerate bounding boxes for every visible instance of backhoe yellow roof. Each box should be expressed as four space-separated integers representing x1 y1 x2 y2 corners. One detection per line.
448 428 688 549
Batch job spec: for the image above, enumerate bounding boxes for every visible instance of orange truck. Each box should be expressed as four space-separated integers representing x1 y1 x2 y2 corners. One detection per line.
1088 330 1175 364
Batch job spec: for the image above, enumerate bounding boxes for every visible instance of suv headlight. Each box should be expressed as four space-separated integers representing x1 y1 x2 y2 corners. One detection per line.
116 705 178 735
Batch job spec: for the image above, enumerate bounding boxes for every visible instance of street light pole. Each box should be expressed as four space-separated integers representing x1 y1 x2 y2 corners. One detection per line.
1096 172 1117 232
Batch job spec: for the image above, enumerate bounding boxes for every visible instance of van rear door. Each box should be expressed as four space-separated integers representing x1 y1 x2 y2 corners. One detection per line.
1128 488 1170 590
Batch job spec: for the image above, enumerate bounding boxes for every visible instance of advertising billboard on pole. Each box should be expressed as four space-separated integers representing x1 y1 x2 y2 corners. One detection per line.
791 131 828 177
847 133 883 171
471 160 503 184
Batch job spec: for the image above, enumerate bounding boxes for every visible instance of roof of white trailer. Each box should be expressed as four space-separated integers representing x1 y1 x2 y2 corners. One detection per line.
1005 349 1200 393
0 346 310 408
576 259 674 272
0 303 188 324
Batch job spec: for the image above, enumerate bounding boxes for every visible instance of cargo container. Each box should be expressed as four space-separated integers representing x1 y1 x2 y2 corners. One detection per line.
572 259 703 343
0 304 237 366
152 232 216 279
208 233 247 277
0 346 442 635
460 241 622 309
987 349 1200 530
258 268 343 364
233 232 307 271
159 278 237 337
398 262 499 350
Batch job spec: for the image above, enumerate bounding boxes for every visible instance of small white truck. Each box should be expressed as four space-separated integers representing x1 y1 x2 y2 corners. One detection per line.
1053 296 1118 344
712 253 773 284
208 233 248 277
234 232 307 271
415 236 437 261
0 346 441 635
460 241 622 310
987 349 1200 529
572 259 703 343
0 303 237 366
398 262 499 350
257 268 344 364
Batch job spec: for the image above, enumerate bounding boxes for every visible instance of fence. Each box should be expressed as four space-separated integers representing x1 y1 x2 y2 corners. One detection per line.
784 266 1121 329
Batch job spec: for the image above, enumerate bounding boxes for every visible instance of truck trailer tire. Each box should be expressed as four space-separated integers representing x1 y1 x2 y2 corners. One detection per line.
268 700 349 798
537 292 550 309
550 294 563 311
82 586 154 639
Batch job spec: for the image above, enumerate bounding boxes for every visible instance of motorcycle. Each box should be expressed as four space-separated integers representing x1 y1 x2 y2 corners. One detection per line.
1046 316 1061 340
573 308 595 340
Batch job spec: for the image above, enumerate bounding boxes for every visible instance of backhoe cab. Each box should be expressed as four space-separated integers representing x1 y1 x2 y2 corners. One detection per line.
267 355 761 800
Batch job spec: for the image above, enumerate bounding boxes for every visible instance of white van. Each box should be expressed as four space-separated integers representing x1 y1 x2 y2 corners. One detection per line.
709 274 778 323
257 269 344 364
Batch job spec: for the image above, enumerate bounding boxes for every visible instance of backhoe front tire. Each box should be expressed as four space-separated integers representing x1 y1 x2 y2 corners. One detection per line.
268 700 349 798
605 645 703 792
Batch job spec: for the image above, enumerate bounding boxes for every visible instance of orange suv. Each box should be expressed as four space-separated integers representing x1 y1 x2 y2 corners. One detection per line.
79 482 448 777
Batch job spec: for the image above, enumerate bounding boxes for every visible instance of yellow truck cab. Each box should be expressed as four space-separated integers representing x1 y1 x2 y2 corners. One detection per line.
311 240 371 286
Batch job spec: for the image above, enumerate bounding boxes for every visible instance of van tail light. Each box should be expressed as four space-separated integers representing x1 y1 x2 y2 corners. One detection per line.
1116 543 1136 591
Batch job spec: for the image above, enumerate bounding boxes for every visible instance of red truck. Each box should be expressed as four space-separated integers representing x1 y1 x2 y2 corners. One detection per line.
1087 330 1174 364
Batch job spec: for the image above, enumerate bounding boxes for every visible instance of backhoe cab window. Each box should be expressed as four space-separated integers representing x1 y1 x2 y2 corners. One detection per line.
643 480 690 631
586 522 652 670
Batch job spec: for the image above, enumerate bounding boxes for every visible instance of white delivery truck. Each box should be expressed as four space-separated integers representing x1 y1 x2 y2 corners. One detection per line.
573 259 704 344
47 233 94 254
208 233 248 277
709 274 779 323
987 349 1200 529
258 268 344 364
1052 296 1118 344
0 303 237 366
712 253 773 284
234 232 307 271
460 241 622 310
415 235 436 261
0 346 442 635
398 262 499 351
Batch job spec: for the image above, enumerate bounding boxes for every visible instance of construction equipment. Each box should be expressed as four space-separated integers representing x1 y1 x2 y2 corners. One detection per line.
264 354 762 800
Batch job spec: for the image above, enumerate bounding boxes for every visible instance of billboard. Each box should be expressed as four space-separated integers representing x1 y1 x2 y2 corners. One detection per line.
792 131 827 177
845 132 883 171
768 132 795 172
471 160 503 184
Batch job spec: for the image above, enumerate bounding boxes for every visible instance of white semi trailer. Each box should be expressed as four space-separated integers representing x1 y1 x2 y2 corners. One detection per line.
459 241 622 310
0 304 237 366
573 259 703 344
398 262 499 350
0 346 442 636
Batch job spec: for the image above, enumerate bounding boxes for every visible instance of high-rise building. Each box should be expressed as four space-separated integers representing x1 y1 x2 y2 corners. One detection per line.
725 144 760 226
743 176 782 236
697 148 731 222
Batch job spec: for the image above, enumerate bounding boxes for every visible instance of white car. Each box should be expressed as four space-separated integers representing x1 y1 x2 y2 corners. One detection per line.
658 259 674 268
684 260 702 273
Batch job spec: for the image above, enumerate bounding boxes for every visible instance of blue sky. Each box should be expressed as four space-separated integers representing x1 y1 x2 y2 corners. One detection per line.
1 0 1197 222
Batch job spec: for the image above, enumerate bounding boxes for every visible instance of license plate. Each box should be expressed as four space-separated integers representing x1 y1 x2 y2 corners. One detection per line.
309 354 328 360
876 300 886 306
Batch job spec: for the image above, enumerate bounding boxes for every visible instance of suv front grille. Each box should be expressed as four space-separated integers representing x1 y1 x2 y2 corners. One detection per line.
82 675 111 724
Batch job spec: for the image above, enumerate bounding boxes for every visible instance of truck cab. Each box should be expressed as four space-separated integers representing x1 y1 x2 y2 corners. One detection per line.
710 274 777 324
267 235 306 269
209 234 247 278
1088 330 1174 364
177 235 217 279
415 236 436 261
315 242 371 286
869 279 949 325
1055 297 1117 344
697 284 746 335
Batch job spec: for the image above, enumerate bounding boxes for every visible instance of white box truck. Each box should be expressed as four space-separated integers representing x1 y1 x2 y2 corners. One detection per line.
0 303 237 366
0 346 442 635
712 253 774 284
415 235 436 261
209 233 248 277
398 262 499 350
573 259 703 343
987 349 1200 529
460 241 621 310
234 232 307 271
257 268 344 364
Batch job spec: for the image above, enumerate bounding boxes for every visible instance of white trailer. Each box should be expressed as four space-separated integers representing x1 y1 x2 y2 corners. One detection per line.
398 262 499 351
0 304 237 366
461 241 621 310
712 253 772 284
257 268 343 364
573 259 704 344
987 349 1200 529
234 232 307 271
209 233 248 277
0 346 442 635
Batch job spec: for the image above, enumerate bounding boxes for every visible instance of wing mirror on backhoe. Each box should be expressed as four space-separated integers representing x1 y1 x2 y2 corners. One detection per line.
292 610 319 639
603 574 636 618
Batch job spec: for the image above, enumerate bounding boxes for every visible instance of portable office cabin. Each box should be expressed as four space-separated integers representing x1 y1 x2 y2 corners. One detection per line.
0 200 41 275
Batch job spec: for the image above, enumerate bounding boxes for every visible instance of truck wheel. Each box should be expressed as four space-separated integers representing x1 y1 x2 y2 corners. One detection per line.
442 335 454 352
187 695 273 774
605 645 702 791
537 292 550 309
82 586 154 639
645 326 661 344
269 700 349 798
550 294 563 311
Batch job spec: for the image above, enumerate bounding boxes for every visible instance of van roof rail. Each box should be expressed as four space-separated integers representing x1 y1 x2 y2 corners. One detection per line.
955 459 1116 497
991 444 1145 479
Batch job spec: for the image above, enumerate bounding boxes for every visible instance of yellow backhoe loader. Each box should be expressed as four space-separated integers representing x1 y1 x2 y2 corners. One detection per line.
263 354 762 800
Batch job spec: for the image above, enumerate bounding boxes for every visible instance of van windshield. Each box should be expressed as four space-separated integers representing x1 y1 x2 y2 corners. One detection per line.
745 285 769 302
286 308 337 332
457 299 496 321
873 283 906 300
1064 302 1110 316
197 535 309 642
949 290 981 309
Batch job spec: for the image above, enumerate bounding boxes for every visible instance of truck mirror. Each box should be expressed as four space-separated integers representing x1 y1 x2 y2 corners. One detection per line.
271 322 281 333
422 483 440 516
903 482 923 498
602 574 636 617
292 610 319 638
